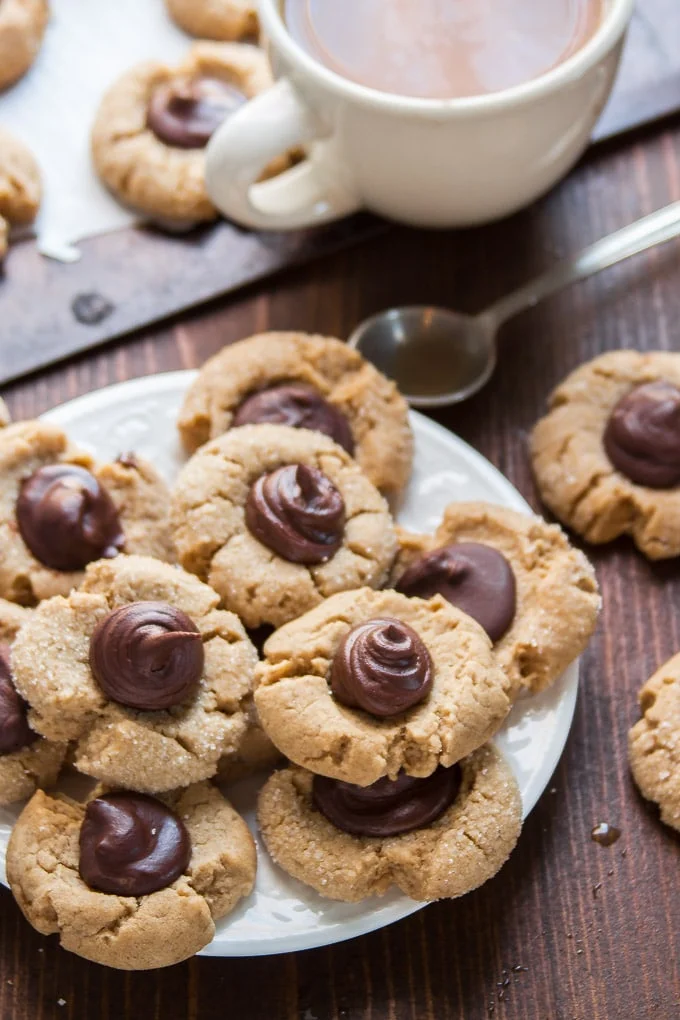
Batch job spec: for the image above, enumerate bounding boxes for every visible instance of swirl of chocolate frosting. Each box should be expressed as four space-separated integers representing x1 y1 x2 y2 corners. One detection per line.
396 542 516 643
245 464 345 564
79 793 191 896
232 384 355 454
89 602 204 711
16 464 124 572
147 76 246 149
604 381 680 488
0 643 36 755
313 765 461 837
330 617 433 717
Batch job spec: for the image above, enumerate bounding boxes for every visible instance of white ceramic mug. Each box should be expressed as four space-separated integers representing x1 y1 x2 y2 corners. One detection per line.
206 0 634 231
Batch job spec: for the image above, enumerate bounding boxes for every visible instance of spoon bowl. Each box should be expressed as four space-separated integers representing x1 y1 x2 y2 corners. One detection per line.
348 306 496 408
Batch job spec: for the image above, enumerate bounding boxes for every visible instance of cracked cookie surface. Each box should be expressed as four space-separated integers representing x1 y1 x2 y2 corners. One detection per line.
393 502 600 695
165 0 259 40
0 421 174 604
255 588 512 786
629 653 680 832
0 0 48 90
0 599 67 804
530 350 680 559
257 744 521 902
178 332 414 502
11 555 259 792
0 127 41 260
7 781 256 968
170 424 398 629
92 42 280 223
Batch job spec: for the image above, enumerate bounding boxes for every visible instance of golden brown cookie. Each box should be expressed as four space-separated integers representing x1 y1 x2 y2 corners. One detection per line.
7 781 256 969
165 0 259 40
92 42 280 223
392 502 600 695
178 332 414 503
0 0 48 90
255 588 512 786
258 744 522 902
530 350 680 559
170 423 398 629
0 127 41 259
0 599 67 805
0 421 174 604
11 555 259 793
629 653 680 832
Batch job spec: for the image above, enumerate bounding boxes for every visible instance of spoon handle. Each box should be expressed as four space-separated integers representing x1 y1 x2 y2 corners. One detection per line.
485 200 680 329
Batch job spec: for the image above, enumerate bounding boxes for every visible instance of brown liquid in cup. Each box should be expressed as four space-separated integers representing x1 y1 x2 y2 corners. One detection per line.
283 0 603 99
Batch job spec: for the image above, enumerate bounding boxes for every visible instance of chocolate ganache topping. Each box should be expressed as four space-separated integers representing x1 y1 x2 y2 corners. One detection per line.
396 543 516 643
313 766 461 837
232 384 355 454
245 464 345 564
330 617 433 717
147 76 246 149
79 793 191 896
89 602 204 711
604 381 680 488
0 643 36 755
17 464 124 572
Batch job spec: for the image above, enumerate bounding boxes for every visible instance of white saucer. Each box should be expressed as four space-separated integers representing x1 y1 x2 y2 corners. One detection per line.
0 372 577 957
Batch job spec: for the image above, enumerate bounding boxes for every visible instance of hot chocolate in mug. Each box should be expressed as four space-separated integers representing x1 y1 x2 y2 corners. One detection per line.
205 0 634 230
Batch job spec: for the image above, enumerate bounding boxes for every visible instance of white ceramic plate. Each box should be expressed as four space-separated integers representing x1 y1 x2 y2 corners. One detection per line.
0 372 578 957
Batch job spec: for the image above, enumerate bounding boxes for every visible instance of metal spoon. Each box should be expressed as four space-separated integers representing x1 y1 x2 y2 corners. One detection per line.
348 200 680 408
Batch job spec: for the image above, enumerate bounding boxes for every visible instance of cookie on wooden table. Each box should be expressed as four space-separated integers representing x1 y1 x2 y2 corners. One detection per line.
0 599 67 805
531 350 680 559
0 128 41 260
629 653 680 832
0 421 174 603
0 0 48 90
178 331 414 502
392 502 601 696
170 423 398 629
255 587 512 786
11 555 260 793
165 0 259 41
7 781 256 969
92 42 283 224
258 744 522 902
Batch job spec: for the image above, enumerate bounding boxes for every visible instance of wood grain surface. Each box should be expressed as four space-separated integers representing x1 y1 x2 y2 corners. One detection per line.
0 122 679 1020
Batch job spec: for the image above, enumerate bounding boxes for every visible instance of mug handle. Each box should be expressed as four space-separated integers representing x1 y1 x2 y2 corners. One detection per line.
205 77 362 231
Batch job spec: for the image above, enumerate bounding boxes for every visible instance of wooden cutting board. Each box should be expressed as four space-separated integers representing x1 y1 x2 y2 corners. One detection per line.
1 0 679 386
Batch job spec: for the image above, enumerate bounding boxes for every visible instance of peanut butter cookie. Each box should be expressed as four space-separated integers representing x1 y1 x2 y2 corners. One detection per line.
178 332 414 502
0 599 66 804
11 555 259 793
7 781 256 969
0 128 41 259
255 588 512 786
0 421 174 604
392 502 600 695
92 42 281 223
258 744 521 903
170 423 398 629
629 653 680 832
165 0 259 41
531 350 680 559
0 0 48 90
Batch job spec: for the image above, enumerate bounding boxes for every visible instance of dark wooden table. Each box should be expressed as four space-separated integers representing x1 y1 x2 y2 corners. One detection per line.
1 118 679 1020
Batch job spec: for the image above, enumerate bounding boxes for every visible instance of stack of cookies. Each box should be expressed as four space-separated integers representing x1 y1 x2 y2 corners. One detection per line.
0 332 601 969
